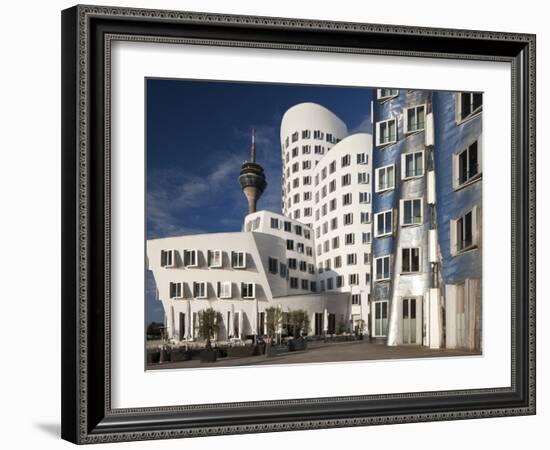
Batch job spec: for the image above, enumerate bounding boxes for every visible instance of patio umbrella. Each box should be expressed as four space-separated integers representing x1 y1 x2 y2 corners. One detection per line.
239 308 244 340
230 303 235 339
252 298 259 336
185 300 191 340
323 308 329 333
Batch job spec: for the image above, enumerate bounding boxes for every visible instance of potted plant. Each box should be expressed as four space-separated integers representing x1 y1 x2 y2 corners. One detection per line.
288 309 309 351
354 319 366 340
264 306 283 356
198 308 222 363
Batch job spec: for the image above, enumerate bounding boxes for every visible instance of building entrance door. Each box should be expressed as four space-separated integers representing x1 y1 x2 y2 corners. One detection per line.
402 298 418 344
314 313 323 336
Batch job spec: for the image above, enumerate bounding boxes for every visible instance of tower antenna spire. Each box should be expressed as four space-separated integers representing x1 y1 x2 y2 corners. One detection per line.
251 128 256 163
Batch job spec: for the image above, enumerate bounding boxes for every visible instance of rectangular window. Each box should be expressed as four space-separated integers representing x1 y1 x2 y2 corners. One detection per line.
290 277 298 289
303 176 311 186
169 282 184 299
377 88 398 100
358 172 369 184
458 92 483 122
321 167 327 180
217 281 232 299
297 242 304 253
292 162 299 173
323 240 330 252
304 207 312 217
308 263 315 274
375 256 391 281
404 105 426 133
374 210 393 237
341 154 351 167
344 213 353 225
336 275 344 288
329 198 337 211
208 249 223 268
326 278 334 290
376 118 397 146
314 130 324 140
231 251 246 269
402 248 421 273
360 212 370 224
359 192 370 204
310 282 317 292
375 164 395 192
288 258 297 270
345 233 355 245
343 193 352 206
329 161 336 174
329 179 336 192
268 257 278 274
291 131 299 142
321 186 327 199
279 263 287 278
334 256 342 268
363 252 371 264
241 282 255 299
362 232 371 244
456 140 481 187
349 274 359 285
357 153 368 164
302 145 311 154
341 173 351 186
270 217 279 229
286 239 294 250
332 236 339 249
314 145 324 155
183 249 198 267
451 206 480 254
401 198 423 226
193 281 207 298
292 147 298 157
331 217 338 230
402 151 424 179
324 259 331 270
347 253 357 265
160 249 175 268
299 260 307 272
302 161 311 170
351 294 361 305
304 229 311 239
284 221 292 232
301 279 309 290
302 129 311 139
374 301 389 336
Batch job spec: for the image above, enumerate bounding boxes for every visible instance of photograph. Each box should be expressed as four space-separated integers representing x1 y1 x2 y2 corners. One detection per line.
144 79 483 369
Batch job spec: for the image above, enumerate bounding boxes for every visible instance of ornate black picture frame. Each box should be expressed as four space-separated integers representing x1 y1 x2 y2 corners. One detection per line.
61 4 536 444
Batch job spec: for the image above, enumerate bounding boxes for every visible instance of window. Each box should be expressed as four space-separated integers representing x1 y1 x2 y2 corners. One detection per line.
359 192 370 204
336 275 344 287
285 152 290 163
455 140 481 187
458 92 482 122
288 258 297 270
302 129 311 139
193 281 207 298
341 154 351 167
217 281 232 299
297 242 304 253
292 162 299 173
322 221 328 233
231 251 246 269
360 212 370 224
294 210 300 219
284 221 292 232
345 233 355 245
375 164 395 192
334 256 342 269
302 161 311 170
290 277 298 289
314 145 324 154
301 279 309 290
304 229 311 239
362 232 371 244
292 147 298 157
310 282 317 292
241 282 255 299
347 253 357 265
295 225 302 236
344 213 353 225
208 249 223 268
329 179 336 192
279 263 287 278
169 282 184 299
401 198 423 226
326 133 333 143
404 105 426 133
377 88 398 100
324 259 331 270
329 198 337 211
402 248 421 273
352 294 361 305
349 274 359 285
323 240 330 252
303 176 312 186
374 210 393 237
299 260 307 272
358 172 369 184
376 118 397 146
321 167 327 180
326 278 334 290
285 136 289 148
375 256 391 281
314 130 324 139
268 257 278 274
304 207 312 217
302 145 311 154
373 301 389 336
332 236 339 249
160 249 175 268
341 173 351 186
402 151 424 179
329 161 336 174
363 252 371 264
321 186 327 199
357 153 368 164
286 239 294 250
331 217 338 230
270 217 279 229
343 193 352 205
308 263 315 274
183 249 198 267
451 206 480 255
291 131 299 142
365 273 371 283
306 247 313 257
322 204 327 216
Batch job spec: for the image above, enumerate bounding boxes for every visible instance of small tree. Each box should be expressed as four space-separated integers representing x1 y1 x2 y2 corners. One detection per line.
289 309 310 337
265 306 282 343
354 319 366 337
197 308 222 348
337 316 348 335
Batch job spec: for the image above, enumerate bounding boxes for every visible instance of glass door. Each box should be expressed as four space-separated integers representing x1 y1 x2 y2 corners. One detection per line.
402 298 417 344
373 301 388 337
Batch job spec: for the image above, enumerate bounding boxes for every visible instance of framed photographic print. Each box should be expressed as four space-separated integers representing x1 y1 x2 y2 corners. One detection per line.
61 4 536 444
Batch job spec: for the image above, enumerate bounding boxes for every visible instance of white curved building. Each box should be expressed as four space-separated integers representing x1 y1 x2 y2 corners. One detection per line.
280 103 348 225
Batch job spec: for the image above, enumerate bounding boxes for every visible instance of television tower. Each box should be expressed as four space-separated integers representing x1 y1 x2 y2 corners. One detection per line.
239 129 267 215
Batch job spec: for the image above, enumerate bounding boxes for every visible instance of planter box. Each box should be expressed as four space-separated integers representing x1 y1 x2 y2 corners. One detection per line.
288 338 308 352
226 346 256 358
146 350 160 365
170 348 191 362
200 349 217 363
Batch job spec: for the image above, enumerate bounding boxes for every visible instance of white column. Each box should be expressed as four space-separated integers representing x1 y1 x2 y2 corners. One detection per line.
429 288 442 349
445 284 457 349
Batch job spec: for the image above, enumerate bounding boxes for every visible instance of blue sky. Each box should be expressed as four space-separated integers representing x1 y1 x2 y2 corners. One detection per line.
145 78 374 323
